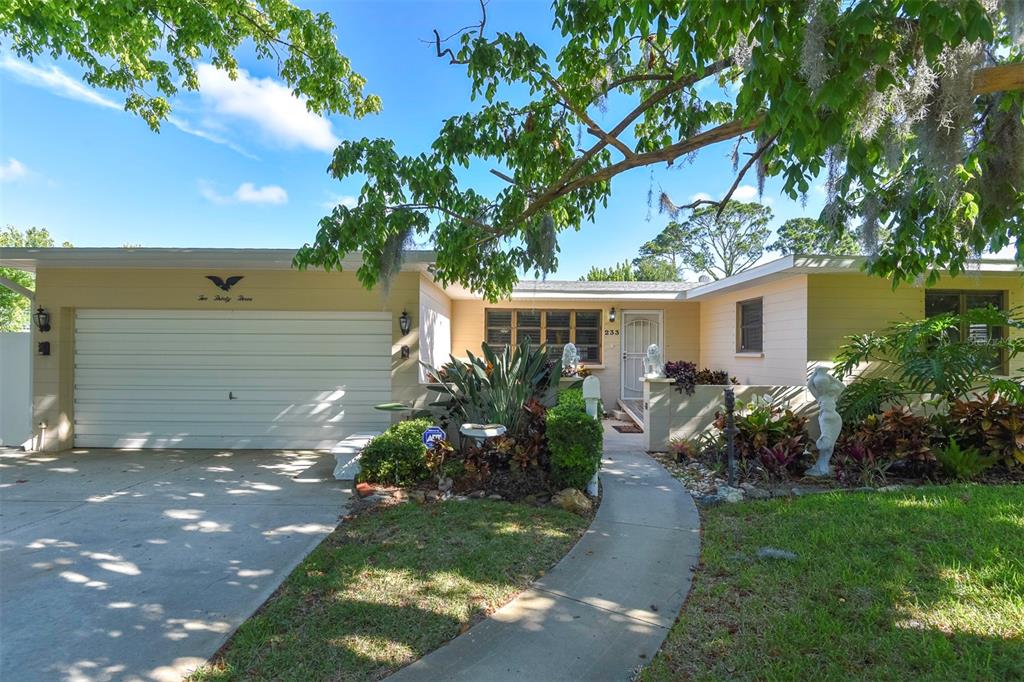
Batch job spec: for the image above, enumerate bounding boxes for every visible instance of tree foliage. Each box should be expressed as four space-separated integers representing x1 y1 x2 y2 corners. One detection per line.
0 0 380 129
665 201 772 280
0 226 71 331
581 257 678 281
295 0 1023 300
768 217 864 255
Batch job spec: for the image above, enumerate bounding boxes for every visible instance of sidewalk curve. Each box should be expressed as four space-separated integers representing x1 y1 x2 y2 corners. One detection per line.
390 426 700 681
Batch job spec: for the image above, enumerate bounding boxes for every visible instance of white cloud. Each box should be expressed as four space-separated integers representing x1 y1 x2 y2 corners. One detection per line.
689 192 713 203
0 158 28 182
732 184 759 201
196 64 339 152
199 181 288 205
0 56 253 157
321 194 359 210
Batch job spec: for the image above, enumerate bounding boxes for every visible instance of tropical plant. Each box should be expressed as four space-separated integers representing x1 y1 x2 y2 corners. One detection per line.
758 438 805 481
714 398 809 461
833 307 1024 403
293 2 1024 299
934 438 998 481
669 437 699 463
946 392 1024 467
424 339 558 438
835 376 908 425
546 389 602 490
664 360 736 395
358 418 433 486
835 439 892 487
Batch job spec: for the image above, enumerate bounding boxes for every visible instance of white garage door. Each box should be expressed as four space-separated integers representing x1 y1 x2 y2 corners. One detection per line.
73 310 392 449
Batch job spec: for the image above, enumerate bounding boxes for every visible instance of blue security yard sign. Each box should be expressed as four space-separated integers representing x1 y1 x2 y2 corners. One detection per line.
422 426 446 447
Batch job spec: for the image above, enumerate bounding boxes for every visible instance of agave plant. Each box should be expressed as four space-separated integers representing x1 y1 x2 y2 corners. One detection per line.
423 340 559 437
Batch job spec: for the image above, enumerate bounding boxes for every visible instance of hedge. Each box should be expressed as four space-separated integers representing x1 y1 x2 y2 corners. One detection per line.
546 389 603 490
359 418 432 486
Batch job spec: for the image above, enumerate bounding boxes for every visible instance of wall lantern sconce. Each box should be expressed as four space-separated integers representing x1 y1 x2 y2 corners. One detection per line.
399 309 411 335
33 307 51 332
608 307 617 323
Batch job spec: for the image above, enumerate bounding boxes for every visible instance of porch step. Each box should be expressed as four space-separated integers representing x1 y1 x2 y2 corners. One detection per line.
615 399 644 431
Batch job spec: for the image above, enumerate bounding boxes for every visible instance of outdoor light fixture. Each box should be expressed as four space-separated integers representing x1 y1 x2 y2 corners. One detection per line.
399 309 411 335
401 345 411 359
33 307 51 332
608 307 617 323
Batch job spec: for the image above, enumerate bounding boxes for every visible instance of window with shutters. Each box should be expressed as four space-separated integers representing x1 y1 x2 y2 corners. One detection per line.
925 290 1007 373
737 298 763 353
484 309 603 363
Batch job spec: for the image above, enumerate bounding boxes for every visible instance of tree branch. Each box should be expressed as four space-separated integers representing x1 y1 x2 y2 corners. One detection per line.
714 133 777 217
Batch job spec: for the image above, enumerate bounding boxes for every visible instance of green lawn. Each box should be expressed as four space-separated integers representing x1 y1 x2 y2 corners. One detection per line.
643 485 1024 681
189 500 587 682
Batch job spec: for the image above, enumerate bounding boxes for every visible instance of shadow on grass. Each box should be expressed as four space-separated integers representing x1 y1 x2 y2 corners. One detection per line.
190 500 588 682
643 484 1024 681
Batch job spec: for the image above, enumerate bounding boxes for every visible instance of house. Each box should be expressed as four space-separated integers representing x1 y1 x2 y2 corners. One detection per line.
1 248 1020 453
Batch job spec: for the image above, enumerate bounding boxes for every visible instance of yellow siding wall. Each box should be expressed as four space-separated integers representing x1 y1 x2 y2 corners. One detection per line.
807 272 1024 374
698 275 809 386
450 299 700 406
31 268 428 451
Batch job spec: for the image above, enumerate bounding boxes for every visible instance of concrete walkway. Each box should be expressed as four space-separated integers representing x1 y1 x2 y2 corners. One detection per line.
0 447 350 682
392 423 700 681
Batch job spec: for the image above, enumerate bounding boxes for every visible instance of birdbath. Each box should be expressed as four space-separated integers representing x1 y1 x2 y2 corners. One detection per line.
460 423 506 448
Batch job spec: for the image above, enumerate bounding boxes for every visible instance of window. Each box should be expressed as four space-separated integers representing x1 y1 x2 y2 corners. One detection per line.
484 309 603 363
925 290 1007 372
737 298 763 353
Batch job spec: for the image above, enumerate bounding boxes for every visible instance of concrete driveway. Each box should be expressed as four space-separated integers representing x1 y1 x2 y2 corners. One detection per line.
0 447 351 682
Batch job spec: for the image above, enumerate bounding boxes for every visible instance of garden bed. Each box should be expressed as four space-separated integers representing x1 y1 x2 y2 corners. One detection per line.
188 499 589 681
640 484 1024 681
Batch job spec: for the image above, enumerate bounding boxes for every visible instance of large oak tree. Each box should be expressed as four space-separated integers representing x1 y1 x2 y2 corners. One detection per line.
296 0 1023 299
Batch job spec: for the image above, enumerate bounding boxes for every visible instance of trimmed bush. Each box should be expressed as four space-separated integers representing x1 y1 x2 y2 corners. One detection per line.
557 387 586 412
359 418 433 486
546 390 603 490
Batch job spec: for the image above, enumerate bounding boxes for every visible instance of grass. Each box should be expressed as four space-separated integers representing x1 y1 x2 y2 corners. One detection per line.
642 484 1024 681
189 500 587 681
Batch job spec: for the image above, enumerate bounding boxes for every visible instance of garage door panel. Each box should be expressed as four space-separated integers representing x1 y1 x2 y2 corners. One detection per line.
75 335 387 355
75 354 391 371
74 369 391 388
73 310 392 449
75 318 391 335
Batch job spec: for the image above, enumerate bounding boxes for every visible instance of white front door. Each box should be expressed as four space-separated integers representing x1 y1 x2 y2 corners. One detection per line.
73 309 392 449
620 311 662 401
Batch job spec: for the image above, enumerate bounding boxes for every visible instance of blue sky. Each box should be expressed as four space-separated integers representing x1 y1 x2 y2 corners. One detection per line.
0 0 823 281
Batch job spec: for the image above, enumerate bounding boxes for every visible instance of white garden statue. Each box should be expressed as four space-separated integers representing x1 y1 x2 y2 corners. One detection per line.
561 342 579 374
643 343 664 378
805 366 845 477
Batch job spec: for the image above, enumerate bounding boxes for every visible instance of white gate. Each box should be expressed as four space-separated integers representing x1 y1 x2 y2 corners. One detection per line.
620 311 662 400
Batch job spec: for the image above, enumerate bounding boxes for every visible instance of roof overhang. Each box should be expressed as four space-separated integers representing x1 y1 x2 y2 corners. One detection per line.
0 247 437 274
684 254 1022 300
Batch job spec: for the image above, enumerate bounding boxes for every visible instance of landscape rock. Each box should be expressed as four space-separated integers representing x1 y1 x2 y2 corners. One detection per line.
408 490 426 504
715 485 745 503
553 488 592 515
487 494 503 500
438 477 453 493
469 490 486 499
756 547 798 561
355 482 374 498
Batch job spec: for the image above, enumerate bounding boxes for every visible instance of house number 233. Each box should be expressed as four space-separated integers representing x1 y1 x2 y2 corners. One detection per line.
604 329 619 335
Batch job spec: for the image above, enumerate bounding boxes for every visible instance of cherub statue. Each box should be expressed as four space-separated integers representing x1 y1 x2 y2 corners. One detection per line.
643 343 664 378
805 366 845 477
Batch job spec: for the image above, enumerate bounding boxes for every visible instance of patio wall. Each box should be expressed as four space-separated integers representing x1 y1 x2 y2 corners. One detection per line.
643 378 818 452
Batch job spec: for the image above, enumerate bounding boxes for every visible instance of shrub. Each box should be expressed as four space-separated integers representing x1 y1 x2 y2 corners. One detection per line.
945 392 1024 468
557 387 586 411
669 437 699 462
758 437 805 481
934 438 997 481
714 398 809 462
359 418 432 486
835 406 935 483
835 439 892 486
664 360 736 395
546 393 602 490
424 339 556 438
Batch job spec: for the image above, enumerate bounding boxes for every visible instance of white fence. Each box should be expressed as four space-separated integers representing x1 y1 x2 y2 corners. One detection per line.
0 333 31 448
